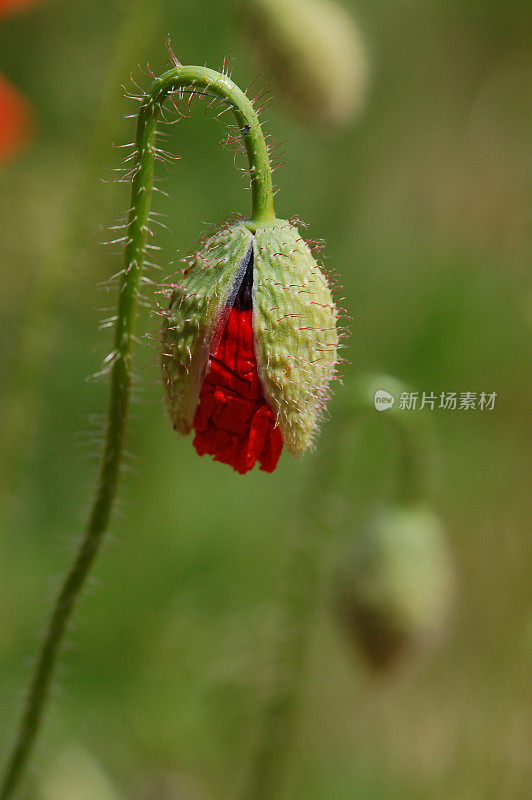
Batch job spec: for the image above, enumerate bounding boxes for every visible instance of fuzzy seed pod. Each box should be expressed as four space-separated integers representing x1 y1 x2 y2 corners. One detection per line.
161 219 338 473
243 0 369 125
333 504 454 671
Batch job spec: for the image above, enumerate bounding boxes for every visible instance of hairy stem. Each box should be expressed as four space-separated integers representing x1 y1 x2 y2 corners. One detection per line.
0 0 162 521
0 64 275 799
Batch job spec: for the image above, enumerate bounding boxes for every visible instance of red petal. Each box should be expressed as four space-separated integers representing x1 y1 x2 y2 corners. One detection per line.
192 307 283 473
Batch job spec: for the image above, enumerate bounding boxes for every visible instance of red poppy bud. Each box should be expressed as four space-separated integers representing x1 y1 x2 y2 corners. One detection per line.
161 219 338 473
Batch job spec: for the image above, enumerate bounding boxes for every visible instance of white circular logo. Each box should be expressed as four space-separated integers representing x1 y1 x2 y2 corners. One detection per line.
374 389 395 411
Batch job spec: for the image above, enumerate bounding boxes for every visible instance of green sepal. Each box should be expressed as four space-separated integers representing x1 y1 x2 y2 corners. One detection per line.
161 222 253 434
252 220 338 454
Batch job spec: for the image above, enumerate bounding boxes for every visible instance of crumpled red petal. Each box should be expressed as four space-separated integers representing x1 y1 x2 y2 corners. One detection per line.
193 307 283 473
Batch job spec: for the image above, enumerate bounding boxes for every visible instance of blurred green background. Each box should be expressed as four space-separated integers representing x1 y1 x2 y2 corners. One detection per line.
0 0 530 798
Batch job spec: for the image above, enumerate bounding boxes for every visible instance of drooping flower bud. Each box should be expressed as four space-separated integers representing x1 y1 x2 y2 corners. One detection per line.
161 218 338 473
243 0 369 126
332 503 454 671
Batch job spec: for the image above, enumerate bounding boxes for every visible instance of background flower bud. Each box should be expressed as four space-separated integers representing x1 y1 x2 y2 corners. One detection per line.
332 503 455 671
242 0 369 125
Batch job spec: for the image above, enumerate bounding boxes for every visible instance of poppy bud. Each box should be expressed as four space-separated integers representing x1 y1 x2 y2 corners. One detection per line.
333 503 454 671
243 0 369 125
161 218 338 473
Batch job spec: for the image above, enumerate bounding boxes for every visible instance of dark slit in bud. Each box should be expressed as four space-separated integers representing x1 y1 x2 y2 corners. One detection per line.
234 244 254 311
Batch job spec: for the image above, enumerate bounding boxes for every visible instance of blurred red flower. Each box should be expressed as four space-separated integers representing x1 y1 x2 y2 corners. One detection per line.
0 0 39 163
0 0 39 17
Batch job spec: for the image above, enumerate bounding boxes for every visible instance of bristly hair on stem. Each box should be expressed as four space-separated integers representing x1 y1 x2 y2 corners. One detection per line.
0 58 277 800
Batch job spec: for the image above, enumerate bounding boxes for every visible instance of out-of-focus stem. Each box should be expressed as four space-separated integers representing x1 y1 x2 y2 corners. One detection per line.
238 374 435 799
349 374 435 504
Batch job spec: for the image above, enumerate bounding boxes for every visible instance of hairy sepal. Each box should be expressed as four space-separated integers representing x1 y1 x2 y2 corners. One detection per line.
252 220 338 455
162 222 254 434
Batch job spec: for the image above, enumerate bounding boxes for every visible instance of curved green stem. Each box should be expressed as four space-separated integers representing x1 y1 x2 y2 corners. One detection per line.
0 64 276 800
151 65 276 227
238 374 436 799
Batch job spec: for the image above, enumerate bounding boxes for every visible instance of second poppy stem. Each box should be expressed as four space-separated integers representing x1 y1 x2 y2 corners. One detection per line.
238 374 435 799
